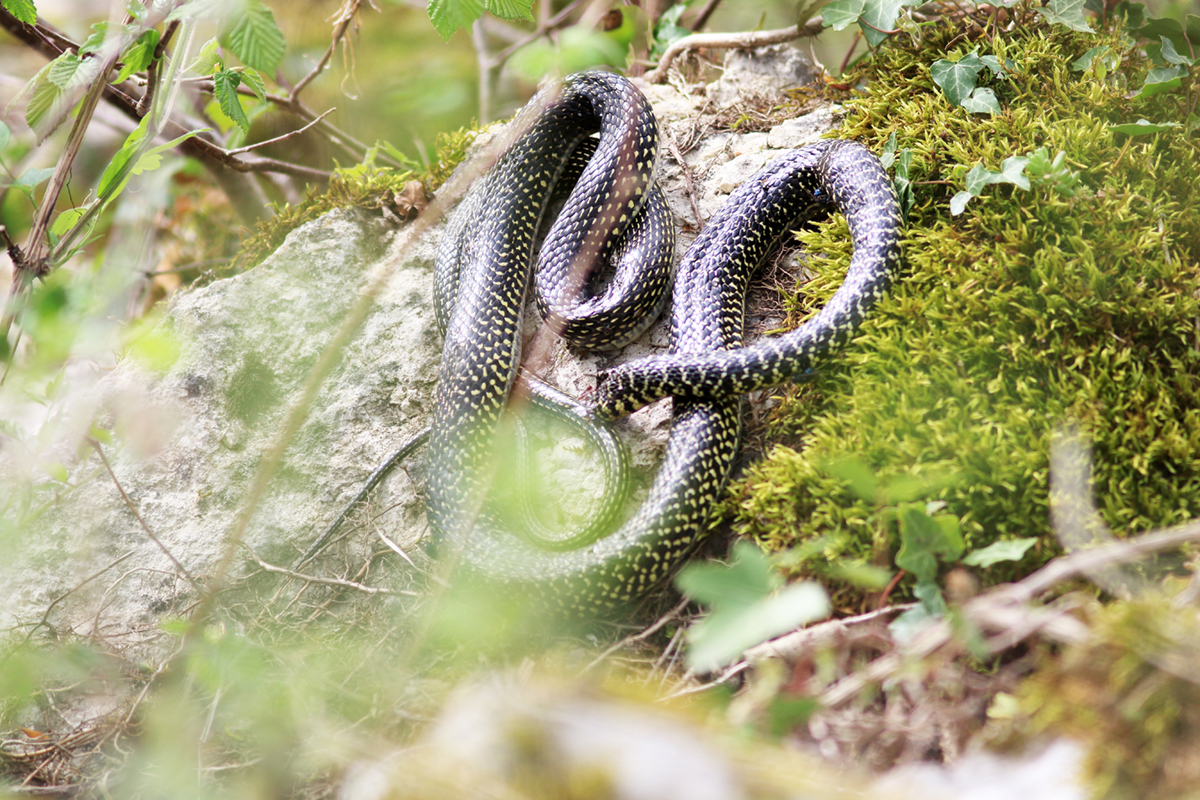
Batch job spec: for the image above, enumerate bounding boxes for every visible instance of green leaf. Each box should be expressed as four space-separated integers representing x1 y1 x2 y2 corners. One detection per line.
239 66 267 101
949 190 972 216
896 505 963 582
1108 118 1181 135
1139 65 1186 98
221 1 286 74
1039 0 1092 32
78 22 108 56
7 166 55 201
0 120 10 152
97 116 208 202
822 0 865 30
114 28 161 83
960 86 1000 114
485 0 533 21
931 53 985 107
24 53 102 141
858 0 913 46
1159 36 1193 66
2 0 37 25
677 543 830 672
427 0 485 41
962 537 1038 568
49 207 89 239
212 68 250 132
188 37 223 75
650 3 691 60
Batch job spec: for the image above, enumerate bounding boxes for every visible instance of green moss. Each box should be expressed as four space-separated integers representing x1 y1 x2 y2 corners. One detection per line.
721 20 1200 600
228 125 477 272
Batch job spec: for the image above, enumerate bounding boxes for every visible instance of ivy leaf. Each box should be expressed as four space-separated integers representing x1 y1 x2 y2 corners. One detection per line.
895 504 963 583
1108 118 1181 135
1159 36 1193 66
1039 0 1092 32
484 0 533 22
220 1 286 75
962 537 1038 568
676 542 830 672
822 0 866 30
114 29 161 84
2 0 37 25
650 3 690 61
212 68 249 131
858 0 913 46
1139 65 1186 98
931 52 986 107
960 86 1000 114
428 0 485 41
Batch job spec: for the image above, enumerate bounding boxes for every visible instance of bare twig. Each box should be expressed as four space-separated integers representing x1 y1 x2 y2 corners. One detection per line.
583 596 692 672
646 19 826 83
87 439 201 592
16 550 137 644
245 548 416 596
224 109 336 156
688 0 725 31
289 0 364 101
136 20 179 117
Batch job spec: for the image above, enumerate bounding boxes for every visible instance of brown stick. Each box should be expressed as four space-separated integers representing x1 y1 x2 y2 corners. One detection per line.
646 18 826 83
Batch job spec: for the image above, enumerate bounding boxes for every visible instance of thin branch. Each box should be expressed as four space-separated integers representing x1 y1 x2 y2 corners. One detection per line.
688 0 725 31
583 596 692 672
17 550 137 644
136 20 179 117
224 109 336 156
87 439 201 592
491 0 591 65
289 0 364 101
646 18 826 84
245 548 416 596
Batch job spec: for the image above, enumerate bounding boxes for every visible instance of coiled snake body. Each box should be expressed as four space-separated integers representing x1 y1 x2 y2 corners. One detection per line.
430 70 901 614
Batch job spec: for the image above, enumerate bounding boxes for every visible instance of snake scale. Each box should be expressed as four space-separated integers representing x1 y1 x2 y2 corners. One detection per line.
427 69 901 614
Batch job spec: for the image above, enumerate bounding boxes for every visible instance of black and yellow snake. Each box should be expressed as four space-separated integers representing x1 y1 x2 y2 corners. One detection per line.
423 69 902 614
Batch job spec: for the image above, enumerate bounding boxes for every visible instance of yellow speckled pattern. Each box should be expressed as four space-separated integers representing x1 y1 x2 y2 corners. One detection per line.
430 72 901 614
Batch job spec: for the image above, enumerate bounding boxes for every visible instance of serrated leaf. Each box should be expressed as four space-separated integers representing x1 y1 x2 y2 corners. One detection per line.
961 86 1000 114
78 22 108 56
678 543 829 672
1108 118 1181 134
221 1 286 74
238 66 266 101
822 0 865 30
1039 0 1092 32
188 37 222 75
427 0 485 41
114 29 160 83
212 68 249 131
26 53 102 141
2 0 37 25
962 537 1038 567
485 0 532 21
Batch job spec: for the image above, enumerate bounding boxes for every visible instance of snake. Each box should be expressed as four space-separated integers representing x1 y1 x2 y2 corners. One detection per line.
426 70 901 614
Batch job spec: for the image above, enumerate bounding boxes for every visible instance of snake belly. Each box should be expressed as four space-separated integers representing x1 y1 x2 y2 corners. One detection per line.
430 71 901 614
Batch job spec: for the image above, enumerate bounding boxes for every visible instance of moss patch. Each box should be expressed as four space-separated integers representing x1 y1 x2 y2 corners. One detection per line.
720 19 1200 605
228 126 477 273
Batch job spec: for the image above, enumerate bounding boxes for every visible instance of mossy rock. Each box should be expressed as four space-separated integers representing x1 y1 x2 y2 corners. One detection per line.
721 19 1200 603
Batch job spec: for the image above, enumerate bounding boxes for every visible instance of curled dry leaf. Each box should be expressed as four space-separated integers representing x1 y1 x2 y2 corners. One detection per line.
394 180 428 219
